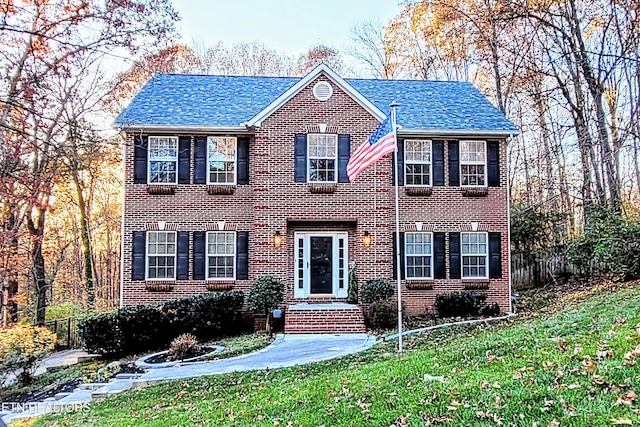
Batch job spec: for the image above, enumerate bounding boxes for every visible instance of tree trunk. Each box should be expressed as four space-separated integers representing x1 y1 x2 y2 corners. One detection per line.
1 210 20 327
27 209 48 325
71 167 96 311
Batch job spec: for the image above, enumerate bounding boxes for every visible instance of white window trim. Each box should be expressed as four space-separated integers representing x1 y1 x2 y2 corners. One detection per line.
148 136 178 185
205 231 236 281
207 136 237 186
404 139 433 187
145 230 177 281
460 140 487 188
405 231 434 279
307 133 338 184
461 231 489 279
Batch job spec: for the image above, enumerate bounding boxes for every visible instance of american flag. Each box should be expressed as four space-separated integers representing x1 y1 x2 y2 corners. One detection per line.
347 114 397 182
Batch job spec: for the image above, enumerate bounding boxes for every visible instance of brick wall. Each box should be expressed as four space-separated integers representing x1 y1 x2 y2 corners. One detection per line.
121 73 511 316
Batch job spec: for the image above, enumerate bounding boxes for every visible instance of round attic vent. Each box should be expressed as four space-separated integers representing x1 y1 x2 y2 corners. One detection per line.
313 81 333 101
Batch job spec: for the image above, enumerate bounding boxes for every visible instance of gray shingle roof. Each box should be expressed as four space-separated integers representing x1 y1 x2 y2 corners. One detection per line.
115 73 517 133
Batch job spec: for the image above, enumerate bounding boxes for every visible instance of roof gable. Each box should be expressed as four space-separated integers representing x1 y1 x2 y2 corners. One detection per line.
245 63 385 126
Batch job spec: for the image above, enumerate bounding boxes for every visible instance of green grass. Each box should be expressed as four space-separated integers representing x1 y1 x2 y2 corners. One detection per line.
34 282 640 426
206 333 273 360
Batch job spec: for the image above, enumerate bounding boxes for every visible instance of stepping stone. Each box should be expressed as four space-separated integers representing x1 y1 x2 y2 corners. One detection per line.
76 382 109 390
54 392 72 400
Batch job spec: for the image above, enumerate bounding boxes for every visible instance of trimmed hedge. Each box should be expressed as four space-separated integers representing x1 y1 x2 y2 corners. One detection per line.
79 291 244 356
360 278 394 304
366 300 397 330
434 291 489 318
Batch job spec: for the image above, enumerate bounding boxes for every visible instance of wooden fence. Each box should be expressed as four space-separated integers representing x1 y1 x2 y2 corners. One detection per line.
511 245 574 289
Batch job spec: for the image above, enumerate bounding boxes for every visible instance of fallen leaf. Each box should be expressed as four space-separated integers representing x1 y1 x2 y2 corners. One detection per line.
615 390 637 406
597 350 614 360
548 420 560 427
610 418 633 425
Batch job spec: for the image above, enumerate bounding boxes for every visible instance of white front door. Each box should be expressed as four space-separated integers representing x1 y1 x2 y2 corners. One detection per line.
294 232 348 298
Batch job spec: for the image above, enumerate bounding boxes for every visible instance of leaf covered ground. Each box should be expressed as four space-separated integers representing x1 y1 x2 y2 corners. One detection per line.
30 281 640 426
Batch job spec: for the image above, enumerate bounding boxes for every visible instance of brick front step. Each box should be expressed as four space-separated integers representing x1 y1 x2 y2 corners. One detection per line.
284 303 366 334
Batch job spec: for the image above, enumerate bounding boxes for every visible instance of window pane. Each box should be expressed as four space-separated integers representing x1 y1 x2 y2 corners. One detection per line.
208 137 236 184
307 134 337 183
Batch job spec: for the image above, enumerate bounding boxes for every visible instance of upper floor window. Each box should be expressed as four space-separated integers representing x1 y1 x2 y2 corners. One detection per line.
206 231 236 280
208 137 236 184
405 139 432 186
147 231 176 280
148 136 178 184
308 134 337 183
460 140 486 187
405 232 433 279
461 232 488 278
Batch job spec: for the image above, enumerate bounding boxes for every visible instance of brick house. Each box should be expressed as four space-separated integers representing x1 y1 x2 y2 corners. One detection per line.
115 64 518 333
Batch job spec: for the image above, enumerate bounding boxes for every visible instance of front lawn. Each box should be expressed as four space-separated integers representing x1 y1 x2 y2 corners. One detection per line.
33 281 640 426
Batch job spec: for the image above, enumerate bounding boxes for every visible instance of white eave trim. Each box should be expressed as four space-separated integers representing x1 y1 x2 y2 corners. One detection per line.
245 63 386 127
398 128 520 139
113 124 251 134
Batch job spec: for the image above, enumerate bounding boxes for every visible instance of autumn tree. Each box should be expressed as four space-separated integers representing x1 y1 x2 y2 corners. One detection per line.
296 44 344 75
0 0 179 325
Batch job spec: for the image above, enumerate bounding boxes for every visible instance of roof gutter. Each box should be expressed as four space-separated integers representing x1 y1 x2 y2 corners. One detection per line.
398 128 519 138
113 124 252 134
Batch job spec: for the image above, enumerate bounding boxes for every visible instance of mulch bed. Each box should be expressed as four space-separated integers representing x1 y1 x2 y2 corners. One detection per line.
5 378 83 404
143 346 217 364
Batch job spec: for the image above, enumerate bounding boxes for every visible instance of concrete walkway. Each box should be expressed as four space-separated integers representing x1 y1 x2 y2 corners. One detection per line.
136 333 376 383
1 334 376 424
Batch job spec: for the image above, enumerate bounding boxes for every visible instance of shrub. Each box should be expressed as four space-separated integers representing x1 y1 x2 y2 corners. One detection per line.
567 206 640 281
366 300 397 330
0 324 57 385
168 333 199 361
79 290 244 356
434 292 487 318
347 262 358 304
117 305 171 355
190 291 245 338
78 312 122 355
248 276 284 333
360 278 394 304
247 276 284 315
479 302 501 317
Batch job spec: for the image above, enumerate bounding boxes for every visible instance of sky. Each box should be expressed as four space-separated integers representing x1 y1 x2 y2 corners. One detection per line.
171 0 405 69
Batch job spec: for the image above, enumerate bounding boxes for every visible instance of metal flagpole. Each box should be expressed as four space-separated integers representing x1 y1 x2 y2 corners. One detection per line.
390 101 402 353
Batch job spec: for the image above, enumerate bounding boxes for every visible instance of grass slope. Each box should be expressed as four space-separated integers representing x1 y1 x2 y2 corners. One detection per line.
33 283 640 426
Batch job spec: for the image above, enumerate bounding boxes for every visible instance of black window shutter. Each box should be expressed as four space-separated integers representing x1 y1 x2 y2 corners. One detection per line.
294 133 307 182
392 232 405 280
194 136 207 184
236 231 249 280
132 231 146 280
178 137 191 184
237 137 249 185
448 141 459 187
433 232 446 279
449 232 461 279
489 232 502 278
176 232 189 280
433 141 445 186
392 139 404 186
488 141 500 187
193 231 206 280
337 134 350 183
133 135 148 184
